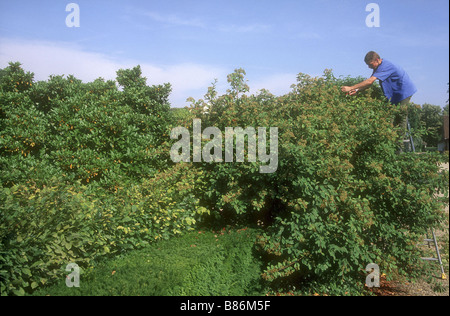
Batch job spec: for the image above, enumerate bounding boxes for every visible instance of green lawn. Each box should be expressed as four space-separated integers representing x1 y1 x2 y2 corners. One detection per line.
31 228 266 296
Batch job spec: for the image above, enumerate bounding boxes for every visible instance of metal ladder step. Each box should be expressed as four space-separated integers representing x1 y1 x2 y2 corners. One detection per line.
420 229 447 280
421 257 439 261
406 119 446 280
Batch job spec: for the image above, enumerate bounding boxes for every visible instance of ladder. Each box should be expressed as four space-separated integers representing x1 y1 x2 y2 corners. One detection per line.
406 119 415 152
407 119 447 280
421 229 447 280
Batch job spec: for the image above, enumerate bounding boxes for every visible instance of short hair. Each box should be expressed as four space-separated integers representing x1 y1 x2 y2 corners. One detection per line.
364 51 381 64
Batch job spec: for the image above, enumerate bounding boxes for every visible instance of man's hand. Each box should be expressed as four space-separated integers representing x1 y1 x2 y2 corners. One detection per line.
341 77 376 95
341 86 358 96
341 86 352 93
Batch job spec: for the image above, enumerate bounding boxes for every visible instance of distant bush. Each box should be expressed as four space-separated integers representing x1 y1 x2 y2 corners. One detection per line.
0 62 172 190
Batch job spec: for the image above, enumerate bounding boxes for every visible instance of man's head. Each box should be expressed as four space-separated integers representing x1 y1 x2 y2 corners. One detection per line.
364 51 382 70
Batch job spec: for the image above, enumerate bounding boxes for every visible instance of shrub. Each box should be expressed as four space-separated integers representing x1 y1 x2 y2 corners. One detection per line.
0 62 207 296
0 62 172 189
186 69 449 295
1 180 104 295
0 163 208 296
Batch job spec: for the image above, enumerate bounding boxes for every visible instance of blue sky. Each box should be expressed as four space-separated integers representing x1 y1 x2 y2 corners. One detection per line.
0 0 448 107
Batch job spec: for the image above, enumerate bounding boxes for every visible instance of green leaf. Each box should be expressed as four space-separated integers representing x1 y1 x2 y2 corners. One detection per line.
13 288 26 296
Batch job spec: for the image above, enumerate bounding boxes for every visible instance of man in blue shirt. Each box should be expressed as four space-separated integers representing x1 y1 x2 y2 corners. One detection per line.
341 51 417 151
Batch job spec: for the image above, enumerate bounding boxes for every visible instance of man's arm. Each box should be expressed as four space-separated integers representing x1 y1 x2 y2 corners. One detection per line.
341 76 377 93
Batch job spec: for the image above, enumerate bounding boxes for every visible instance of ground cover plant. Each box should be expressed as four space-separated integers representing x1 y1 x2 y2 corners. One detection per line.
1 63 448 296
31 228 264 296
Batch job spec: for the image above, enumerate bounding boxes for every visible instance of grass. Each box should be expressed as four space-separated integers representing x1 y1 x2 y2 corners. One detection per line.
31 227 266 296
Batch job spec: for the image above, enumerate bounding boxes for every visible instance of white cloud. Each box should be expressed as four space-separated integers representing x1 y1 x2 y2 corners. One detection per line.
143 11 206 28
218 23 271 33
0 38 305 107
141 63 227 106
250 73 297 96
138 9 271 34
0 38 124 82
0 38 226 107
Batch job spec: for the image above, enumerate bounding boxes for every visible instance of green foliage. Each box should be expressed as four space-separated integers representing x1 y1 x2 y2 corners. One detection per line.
0 163 208 295
1 180 104 296
1 62 448 296
0 62 202 296
186 69 449 295
0 62 34 93
0 62 172 189
419 103 446 148
31 229 264 296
